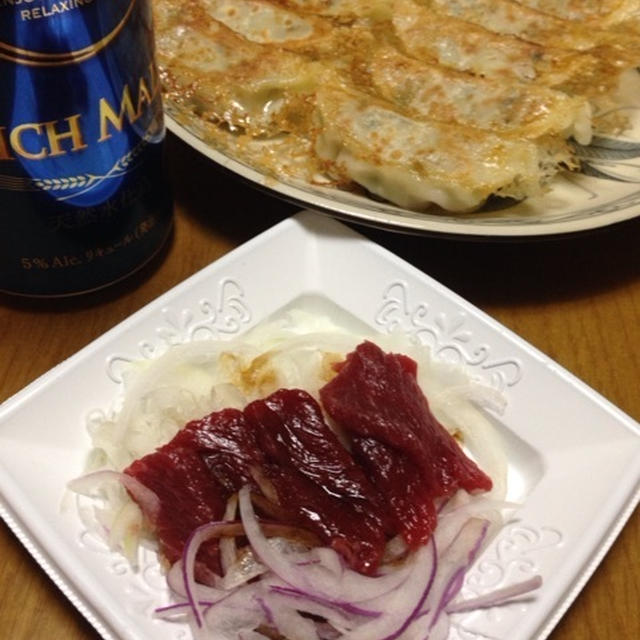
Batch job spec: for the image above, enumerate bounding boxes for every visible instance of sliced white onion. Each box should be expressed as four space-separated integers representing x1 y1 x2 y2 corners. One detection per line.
265 593 322 640
68 469 161 522
221 547 269 591
220 494 239 575
434 493 507 554
238 631 272 640
201 582 266 640
382 535 409 563
108 500 144 566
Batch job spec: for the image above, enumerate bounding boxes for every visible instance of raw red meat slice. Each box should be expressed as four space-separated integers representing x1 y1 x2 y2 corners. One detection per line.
263 462 386 574
320 340 492 546
245 389 385 507
124 408 263 579
125 444 227 577
172 408 264 492
245 388 390 573
351 437 437 547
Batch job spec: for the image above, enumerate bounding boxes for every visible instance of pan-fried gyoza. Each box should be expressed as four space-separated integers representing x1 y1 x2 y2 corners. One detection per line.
154 0 640 212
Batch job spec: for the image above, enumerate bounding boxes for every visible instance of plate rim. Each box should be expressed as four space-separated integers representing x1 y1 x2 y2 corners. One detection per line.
166 115 640 239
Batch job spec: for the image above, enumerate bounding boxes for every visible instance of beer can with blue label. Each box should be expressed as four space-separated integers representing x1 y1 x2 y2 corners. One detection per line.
0 0 173 296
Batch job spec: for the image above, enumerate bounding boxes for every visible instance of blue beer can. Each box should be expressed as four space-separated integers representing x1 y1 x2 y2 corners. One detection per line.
0 0 173 296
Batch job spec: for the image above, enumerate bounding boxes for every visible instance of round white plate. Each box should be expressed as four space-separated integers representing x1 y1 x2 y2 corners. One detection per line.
166 100 640 238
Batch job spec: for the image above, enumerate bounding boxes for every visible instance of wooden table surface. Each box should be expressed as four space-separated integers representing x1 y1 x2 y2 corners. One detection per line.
1 132 638 639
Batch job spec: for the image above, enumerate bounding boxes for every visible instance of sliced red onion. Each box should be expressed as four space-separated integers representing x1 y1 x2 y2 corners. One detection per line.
260 524 321 547
222 533 316 591
239 485 413 603
433 501 501 556
446 575 543 613
337 539 437 640
239 485 316 592
167 560 224 601
416 517 490 633
379 519 489 640
166 561 186 596
154 599 215 621
269 583 380 619
115 474 163 523
439 568 466 614
248 491 292 522
68 469 122 495
181 521 244 628
269 589 358 632
309 546 344 579
161 509 542 640
440 518 488 611
423 610 450 640
256 595 275 625
339 561 417 604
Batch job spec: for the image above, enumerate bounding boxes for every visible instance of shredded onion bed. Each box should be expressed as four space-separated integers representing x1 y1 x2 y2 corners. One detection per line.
69 311 540 639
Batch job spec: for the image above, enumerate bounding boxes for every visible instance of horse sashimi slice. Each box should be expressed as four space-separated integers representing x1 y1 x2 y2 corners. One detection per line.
319 341 492 545
263 462 386 574
125 444 227 579
351 437 437 548
245 389 388 511
319 340 492 495
172 408 264 493
124 408 263 580
245 388 389 574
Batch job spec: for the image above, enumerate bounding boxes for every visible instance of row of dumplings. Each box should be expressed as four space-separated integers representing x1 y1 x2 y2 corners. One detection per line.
154 0 640 211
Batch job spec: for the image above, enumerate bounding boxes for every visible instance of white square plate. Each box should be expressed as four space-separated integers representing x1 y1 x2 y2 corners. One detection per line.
0 211 638 640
